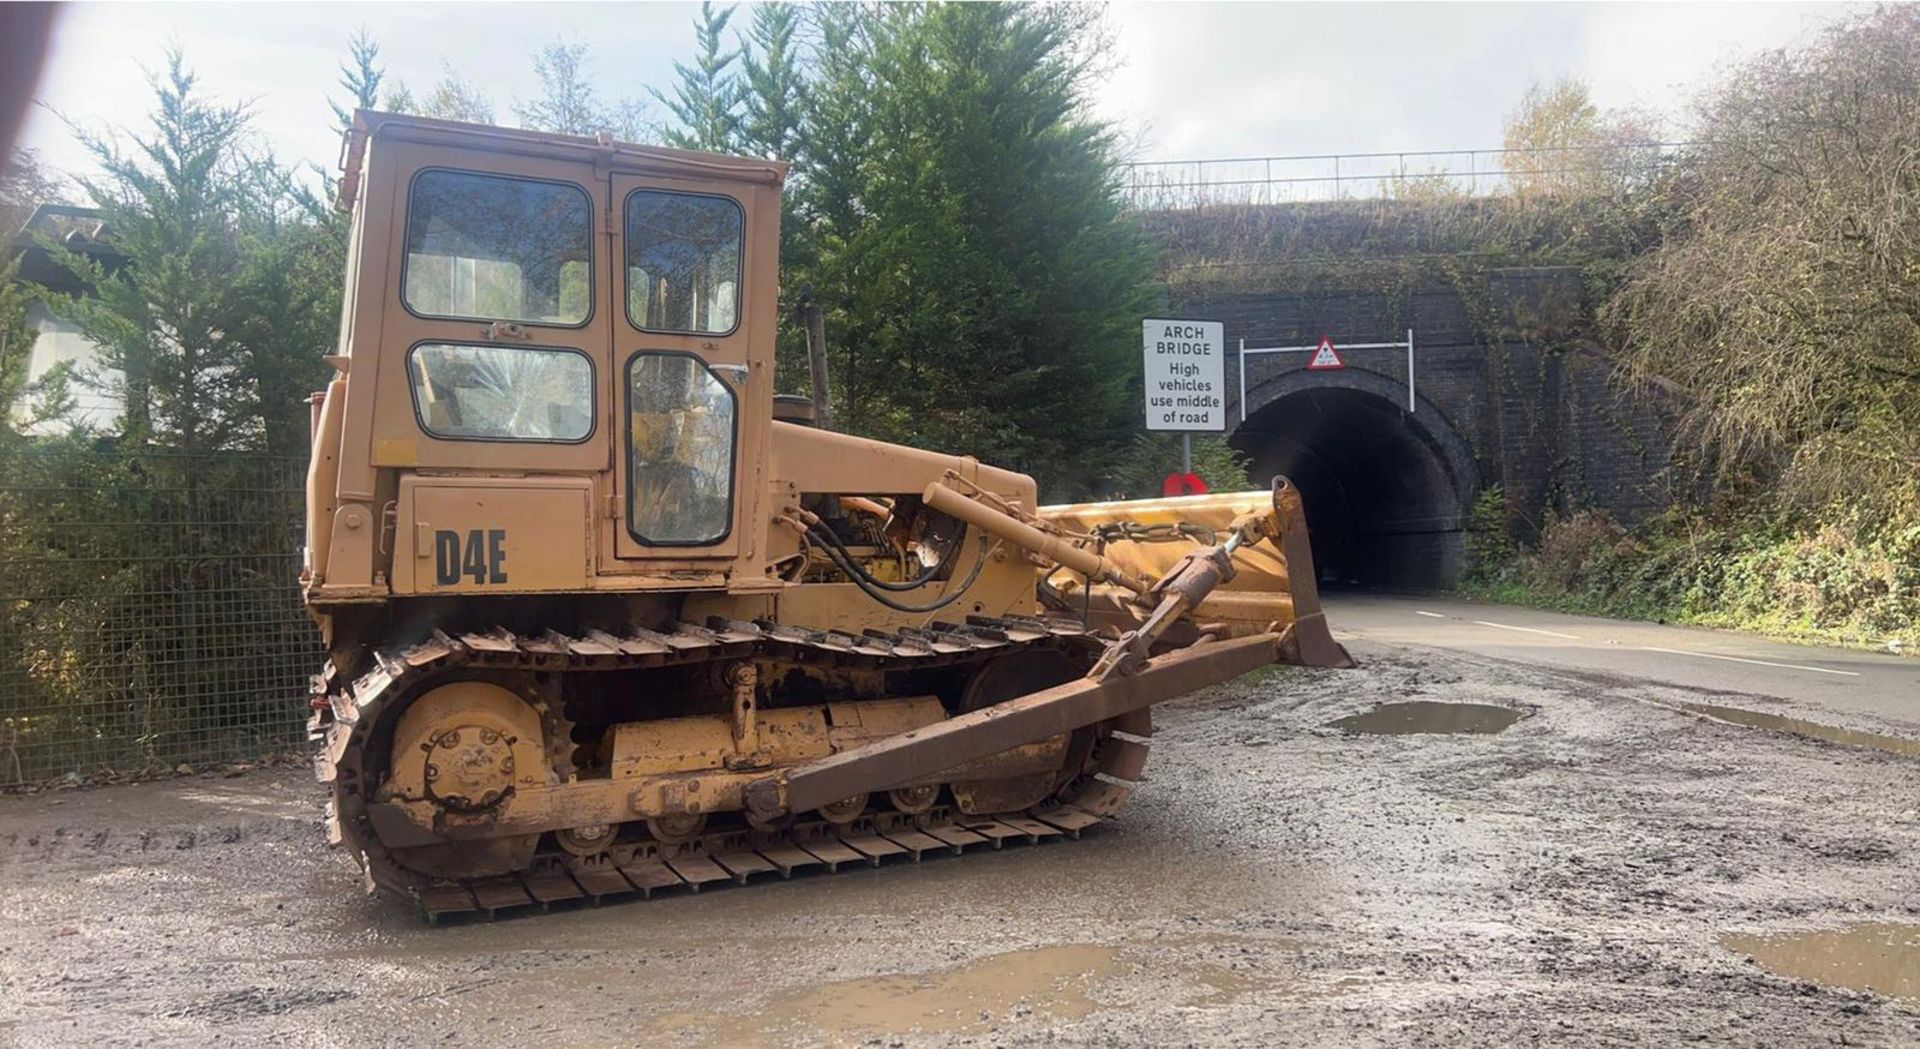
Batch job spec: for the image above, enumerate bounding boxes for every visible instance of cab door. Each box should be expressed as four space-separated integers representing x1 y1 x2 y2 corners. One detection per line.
607 173 757 562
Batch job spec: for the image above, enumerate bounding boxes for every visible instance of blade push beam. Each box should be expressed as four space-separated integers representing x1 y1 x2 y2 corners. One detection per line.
747 632 1279 819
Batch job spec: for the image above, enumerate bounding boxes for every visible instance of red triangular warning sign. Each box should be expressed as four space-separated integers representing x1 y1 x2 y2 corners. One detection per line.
1307 337 1345 370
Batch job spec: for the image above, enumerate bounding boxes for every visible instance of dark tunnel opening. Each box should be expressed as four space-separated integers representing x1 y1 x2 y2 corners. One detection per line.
1232 386 1474 590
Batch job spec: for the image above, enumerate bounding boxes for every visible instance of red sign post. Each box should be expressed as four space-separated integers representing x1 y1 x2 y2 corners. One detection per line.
1306 336 1345 370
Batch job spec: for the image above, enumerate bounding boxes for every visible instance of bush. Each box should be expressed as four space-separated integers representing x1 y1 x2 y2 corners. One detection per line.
1527 510 1636 594
1464 485 1515 583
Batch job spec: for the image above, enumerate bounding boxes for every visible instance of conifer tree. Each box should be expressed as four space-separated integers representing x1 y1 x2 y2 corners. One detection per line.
46 53 323 451
792 4 1152 496
328 28 383 133
738 3 803 160
652 2 744 153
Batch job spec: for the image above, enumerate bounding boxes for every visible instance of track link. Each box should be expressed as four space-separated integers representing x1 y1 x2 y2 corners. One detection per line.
311 613 1151 921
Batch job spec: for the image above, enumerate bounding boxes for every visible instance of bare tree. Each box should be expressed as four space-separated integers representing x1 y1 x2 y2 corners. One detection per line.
387 63 495 125
1606 8 1920 515
515 42 648 140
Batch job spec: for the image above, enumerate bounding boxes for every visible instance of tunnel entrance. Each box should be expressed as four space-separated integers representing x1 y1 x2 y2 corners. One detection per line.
1232 381 1475 590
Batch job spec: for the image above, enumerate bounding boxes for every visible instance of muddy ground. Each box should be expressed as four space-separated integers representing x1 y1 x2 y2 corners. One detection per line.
3 638 1918 1047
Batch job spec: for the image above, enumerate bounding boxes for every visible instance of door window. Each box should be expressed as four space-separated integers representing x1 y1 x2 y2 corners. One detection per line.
625 191 743 335
626 353 737 544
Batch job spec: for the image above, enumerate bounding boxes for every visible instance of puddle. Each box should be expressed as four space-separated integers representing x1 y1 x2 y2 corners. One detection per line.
663 941 1292 1047
1328 701 1522 736
1723 923 1920 1000
1682 703 1920 758
662 944 1117 1047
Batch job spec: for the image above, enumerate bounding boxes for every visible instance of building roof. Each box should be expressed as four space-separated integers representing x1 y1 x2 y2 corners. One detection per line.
7 203 123 296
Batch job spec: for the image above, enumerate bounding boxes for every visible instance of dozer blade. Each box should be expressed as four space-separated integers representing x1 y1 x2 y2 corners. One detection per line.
748 632 1281 818
1040 479 1353 669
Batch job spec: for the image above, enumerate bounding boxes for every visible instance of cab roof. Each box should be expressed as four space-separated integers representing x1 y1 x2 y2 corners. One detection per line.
338 109 789 210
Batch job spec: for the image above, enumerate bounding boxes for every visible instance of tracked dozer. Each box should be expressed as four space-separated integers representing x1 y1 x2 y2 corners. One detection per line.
303 112 1352 920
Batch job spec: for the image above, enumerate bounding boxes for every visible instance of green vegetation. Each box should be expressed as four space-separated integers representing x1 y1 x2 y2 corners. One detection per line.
778 4 1151 497
40 54 331 455
1107 434 1251 500
1467 499 1920 652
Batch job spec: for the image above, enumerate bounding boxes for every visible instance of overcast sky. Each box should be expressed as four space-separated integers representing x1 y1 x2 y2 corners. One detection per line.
18 1 1860 183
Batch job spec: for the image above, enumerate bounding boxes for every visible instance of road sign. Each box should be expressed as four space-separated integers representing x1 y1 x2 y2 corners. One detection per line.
1142 318 1226 431
1307 337 1345 370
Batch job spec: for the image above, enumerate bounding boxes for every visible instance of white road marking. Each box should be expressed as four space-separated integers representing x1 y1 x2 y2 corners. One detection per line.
1640 646 1860 677
1414 610 1446 618
1472 620 1580 640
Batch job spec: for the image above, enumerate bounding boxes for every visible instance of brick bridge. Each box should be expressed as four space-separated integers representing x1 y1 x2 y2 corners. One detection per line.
1168 268 1674 589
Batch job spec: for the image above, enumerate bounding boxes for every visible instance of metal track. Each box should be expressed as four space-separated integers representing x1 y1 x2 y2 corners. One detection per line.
412 804 1112 923
310 613 1152 922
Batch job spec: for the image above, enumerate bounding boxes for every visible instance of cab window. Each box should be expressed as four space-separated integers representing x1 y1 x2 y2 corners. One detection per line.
409 342 594 442
625 191 743 335
627 353 736 544
404 170 592 327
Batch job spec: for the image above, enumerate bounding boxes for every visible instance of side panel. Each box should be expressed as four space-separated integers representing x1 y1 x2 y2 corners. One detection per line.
392 476 592 594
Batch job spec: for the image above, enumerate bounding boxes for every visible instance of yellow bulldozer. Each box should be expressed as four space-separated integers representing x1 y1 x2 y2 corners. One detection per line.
303 112 1351 919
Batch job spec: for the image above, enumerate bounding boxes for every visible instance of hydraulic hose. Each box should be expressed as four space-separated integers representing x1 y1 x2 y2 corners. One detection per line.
806 517 964 592
809 529 991 614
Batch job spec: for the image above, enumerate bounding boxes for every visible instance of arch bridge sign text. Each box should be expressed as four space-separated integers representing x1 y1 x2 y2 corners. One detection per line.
1141 319 1228 432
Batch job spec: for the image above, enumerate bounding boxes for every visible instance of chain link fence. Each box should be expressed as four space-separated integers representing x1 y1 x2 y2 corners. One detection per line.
0 448 320 785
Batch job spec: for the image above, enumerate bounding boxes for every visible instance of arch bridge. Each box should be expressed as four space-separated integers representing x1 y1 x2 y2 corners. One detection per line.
1181 269 1673 589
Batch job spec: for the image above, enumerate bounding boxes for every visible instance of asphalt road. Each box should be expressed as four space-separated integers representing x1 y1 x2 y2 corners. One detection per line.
1325 592 1920 734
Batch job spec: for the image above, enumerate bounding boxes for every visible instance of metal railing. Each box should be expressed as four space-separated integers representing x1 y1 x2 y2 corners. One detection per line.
1123 142 1688 209
0 449 320 784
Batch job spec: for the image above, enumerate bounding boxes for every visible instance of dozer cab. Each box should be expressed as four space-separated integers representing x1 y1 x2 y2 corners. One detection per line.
303 112 1351 919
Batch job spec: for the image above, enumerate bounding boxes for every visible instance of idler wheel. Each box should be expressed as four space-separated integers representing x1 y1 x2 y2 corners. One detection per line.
382 680 550 880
